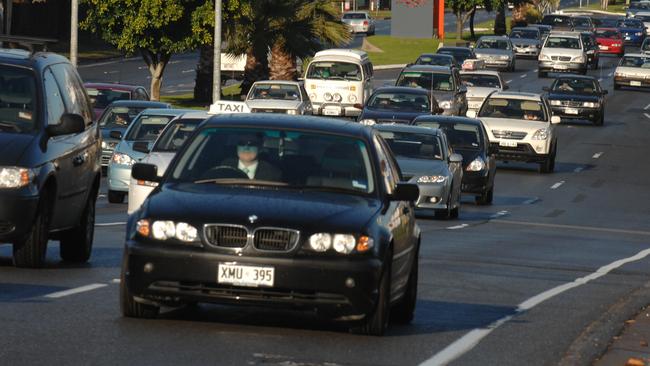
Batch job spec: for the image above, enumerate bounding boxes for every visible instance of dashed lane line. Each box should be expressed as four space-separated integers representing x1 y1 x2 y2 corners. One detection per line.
550 181 565 189
181 69 195 73
520 74 527 78
505 80 513 84
533 69 538 73
574 166 585 173
420 247 650 366
489 210 509 219
44 284 108 299
447 224 469 230
523 197 540 205
593 152 604 159
492 219 650 237
607 72 613 77
645 113 650 120
111 279 121 284
645 103 650 110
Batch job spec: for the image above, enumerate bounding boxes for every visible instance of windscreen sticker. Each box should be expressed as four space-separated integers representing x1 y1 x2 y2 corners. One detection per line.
352 180 367 190
18 111 32 120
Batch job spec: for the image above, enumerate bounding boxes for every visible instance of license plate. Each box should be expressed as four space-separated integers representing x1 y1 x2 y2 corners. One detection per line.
499 140 518 147
469 102 482 109
218 263 275 287
555 64 568 70
631 81 642 86
565 108 579 115
599 45 608 50
323 106 342 116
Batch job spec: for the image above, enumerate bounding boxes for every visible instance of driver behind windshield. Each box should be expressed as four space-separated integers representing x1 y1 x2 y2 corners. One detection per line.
222 135 281 180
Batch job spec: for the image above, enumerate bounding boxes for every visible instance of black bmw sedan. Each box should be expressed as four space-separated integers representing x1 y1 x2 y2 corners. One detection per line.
544 75 607 126
123 114 421 336
357 86 442 126
412 115 497 205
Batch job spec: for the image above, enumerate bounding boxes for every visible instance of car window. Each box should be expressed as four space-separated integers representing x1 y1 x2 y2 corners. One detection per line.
343 13 367 19
396 71 454 91
416 55 453 66
619 56 650 68
86 88 131 109
510 30 539 39
437 48 472 62
248 84 301 101
477 39 510 50
618 19 644 28
0 65 37 133
367 91 430 112
460 74 502 88
152 118 203 152
596 30 621 39
99 106 147 128
306 61 362 81
479 98 547 121
552 78 598 93
378 131 443 160
415 122 483 150
373 135 397 194
51 64 93 125
544 36 581 49
125 114 174 141
170 127 375 194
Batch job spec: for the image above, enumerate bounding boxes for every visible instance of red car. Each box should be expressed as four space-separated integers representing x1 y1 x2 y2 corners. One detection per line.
84 82 150 119
594 28 625 56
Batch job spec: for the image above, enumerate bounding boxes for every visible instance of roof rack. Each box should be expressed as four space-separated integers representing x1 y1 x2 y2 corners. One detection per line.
0 35 58 53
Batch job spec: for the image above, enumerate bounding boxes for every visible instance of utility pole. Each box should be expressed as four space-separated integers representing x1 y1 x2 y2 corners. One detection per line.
212 0 222 103
70 0 78 66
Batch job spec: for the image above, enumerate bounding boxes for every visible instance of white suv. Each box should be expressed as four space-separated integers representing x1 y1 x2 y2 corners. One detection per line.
468 91 560 173
538 31 588 78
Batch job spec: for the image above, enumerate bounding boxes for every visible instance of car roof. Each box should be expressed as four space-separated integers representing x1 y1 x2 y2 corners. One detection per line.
552 74 598 80
202 114 372 139
478 35 509 40
402 65 452 73
313 49 368 62
413 115 484 126
372 86 430 95
374 123 443 136
252 80 302 86
511 26 539 31
438 47 473 52
418 53 454 58
83 82 145 91
177 111 212 120
635 11 650 15
106 100 169 108
0 49 70 70
548 31 582 37
459 70 501 76
138 108 193 116
489 91 542 100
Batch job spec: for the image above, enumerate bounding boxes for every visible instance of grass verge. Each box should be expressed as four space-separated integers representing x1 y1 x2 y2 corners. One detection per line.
159 83 243 110
362 36 440 65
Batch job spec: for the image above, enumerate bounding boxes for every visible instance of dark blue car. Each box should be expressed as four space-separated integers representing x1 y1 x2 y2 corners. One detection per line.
617 18 647 46
357 87 443 126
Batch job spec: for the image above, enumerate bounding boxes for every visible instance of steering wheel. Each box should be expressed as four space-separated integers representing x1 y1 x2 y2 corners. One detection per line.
200 165 250 180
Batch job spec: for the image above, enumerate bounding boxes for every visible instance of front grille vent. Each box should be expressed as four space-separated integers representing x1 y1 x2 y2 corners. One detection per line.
204 225 248 248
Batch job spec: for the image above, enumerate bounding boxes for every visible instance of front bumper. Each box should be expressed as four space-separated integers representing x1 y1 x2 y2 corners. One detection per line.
615 76 650 88
313 103 361 118
477 58 511 68
550 106 602 121
348 24 370 33
597 45 623 54
491 141 551 163
0 191 39 242
461 170 490 194
514 47 540 57
107 163 132 192
538 61 586 74
622 35 644 45
413 182 450 209
123 242 382 317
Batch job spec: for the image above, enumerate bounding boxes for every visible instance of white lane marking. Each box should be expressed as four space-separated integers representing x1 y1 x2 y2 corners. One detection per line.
520 74 527 78
138 66 147 70
489 210 509 219
103 70 119 75
95 222 127 227
645 113 650 120
98 194 106 198
574 166 585 173
523 197 540 205
592 152 604 159
598 78 603 82
505 80 512 84
533 69 538 73
550 181 565 189
111 279 121 284
607 72 613 77
421 247 650 366
44 284 108 299
447 224 468 230
493 219 650 236
645 103 650 110
181 69 195 74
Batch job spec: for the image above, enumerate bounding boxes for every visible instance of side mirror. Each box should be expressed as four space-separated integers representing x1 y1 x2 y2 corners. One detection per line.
542 86 550 92
449 153 463 163
133 141 150 154
109 130 123 140
466 110 478 118
353 103 363 110
47 113 85 137
389 183 420 202
132 163 161 183
551 116 561 124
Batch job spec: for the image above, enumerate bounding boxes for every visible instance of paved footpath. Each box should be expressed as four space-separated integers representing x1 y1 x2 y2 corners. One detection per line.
597 306 650 366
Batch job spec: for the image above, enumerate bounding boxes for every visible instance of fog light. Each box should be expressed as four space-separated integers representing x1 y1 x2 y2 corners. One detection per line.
535 145 544 153
345 277 355 288
144 263 154 273
429 197 439 203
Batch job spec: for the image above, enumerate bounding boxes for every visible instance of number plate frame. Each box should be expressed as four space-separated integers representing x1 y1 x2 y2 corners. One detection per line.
323 106 342 116
565 108 579 115
499 140 518 148
218 263 275 287
631 80 642 86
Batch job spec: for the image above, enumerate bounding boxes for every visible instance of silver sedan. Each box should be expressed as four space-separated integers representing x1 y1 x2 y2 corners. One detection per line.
341 11 376 35
473 35 516 72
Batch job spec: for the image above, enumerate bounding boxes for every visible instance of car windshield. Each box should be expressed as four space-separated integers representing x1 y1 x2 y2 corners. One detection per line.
618 19 644 28
477 39 510 49
630 2 650 9
437 49 472 62
573 18 591 27
619 56 650 68
552 78 598 93
170 127 375 194
414 122 482 150
478 98 547 121
636 15 650 21
86 88 131 109
248 84 301 101
124 114 174 141
343 13 366 19
378 131 443 160
0 65 36 133
306 61 362 81
396 71 454 92
460 74 502 88
152 118 203 152
510 30 539 39
99 106 146 128
596 29 621 39
416 55 453 66
594 18 621 28
544 37 581 49
367 92 430 112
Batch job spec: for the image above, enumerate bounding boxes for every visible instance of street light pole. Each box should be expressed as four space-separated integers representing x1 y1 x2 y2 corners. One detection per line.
212 0 222 103
70 0 78 66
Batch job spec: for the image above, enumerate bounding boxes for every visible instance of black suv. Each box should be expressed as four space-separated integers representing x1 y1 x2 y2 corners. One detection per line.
0 37 101 268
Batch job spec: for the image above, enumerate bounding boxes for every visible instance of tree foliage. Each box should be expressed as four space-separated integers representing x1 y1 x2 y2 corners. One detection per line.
448 0 494 40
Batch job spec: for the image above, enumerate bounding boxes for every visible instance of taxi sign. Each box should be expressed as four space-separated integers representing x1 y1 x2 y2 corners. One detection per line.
209 100 251 114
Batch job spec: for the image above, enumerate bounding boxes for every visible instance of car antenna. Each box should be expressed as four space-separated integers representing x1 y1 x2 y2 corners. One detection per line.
0 35 58 54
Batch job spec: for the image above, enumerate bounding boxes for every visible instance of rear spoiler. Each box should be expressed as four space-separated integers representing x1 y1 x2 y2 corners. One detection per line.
0 35 58 52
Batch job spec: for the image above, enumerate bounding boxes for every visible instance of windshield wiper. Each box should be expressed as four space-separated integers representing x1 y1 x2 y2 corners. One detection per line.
295 185 366 195
193 178 288 187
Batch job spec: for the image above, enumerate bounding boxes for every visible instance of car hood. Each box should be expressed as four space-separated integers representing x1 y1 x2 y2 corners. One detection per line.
511 38 540 46
140 152 175 177
395 157 449 178
144 184 381 233
474 49 511 56
547 92 599 102
541 48 583 57
479 117 549 133
618 27 644 33
0 132 36 166
114 140 152 162
466 87 499 99
246 99 302 110
361 108 431 123
596 37 622 45
616 66 650 78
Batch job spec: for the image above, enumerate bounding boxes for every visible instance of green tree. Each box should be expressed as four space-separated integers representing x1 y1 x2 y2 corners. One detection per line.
81 0 211 100
449 0 493 40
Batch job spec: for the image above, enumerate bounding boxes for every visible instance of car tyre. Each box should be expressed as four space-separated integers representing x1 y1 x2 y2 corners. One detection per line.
539 145 556 174
475 186 494 205
60 191 96 263
350 253 391 336
120 257 159 319
614 83 621 90
434 193 452 220
392 243 418 324
450 196 460 219
12 194 50 268
108 190 125 204
594 114 604 126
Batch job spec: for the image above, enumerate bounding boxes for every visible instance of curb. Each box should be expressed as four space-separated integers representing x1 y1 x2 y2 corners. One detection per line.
561 8 626 16
374 64 407 70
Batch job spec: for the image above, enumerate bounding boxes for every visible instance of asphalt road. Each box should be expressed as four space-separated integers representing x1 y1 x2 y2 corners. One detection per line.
2 52 650 365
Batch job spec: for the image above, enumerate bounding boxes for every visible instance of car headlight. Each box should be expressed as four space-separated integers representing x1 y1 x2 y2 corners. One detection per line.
636 32 643 36
324 92 333 102
531 128 550 140
572 55 585 62
439 101 452 109
582 102 599 108
307 233 374 254
348 94 358 103
136 219 198 243
417 175 447 183
359 119 376 126
549 100 562 106
111 152 135 166
286 109 298 115
539 54 550 61
101 141 107 149
333 93 342 102
466 157 486 172
0 166 34 189
500 55 510 60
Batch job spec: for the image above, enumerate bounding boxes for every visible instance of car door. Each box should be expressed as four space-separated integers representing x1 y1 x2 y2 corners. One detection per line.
373 134 414 300
363 62 374 103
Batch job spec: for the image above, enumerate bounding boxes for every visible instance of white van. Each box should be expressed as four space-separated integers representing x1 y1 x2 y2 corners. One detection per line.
304 49 373 117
